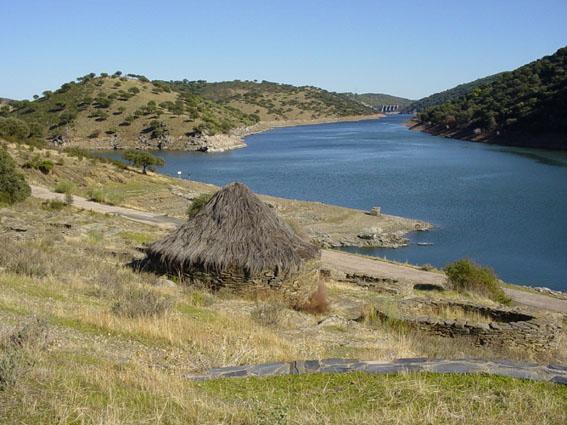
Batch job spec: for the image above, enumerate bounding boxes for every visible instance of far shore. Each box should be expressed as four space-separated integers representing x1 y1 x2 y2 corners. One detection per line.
66 113 384 153
233 113 384 138
405 118 567 152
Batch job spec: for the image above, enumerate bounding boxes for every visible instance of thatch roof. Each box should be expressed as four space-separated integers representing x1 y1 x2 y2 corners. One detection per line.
146 182 319 277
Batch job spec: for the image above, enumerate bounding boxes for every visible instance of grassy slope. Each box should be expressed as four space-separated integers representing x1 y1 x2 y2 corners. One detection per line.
11 75 258 141
0 198 565 424
342 92 414 109
1 141 565 423
158 80 377 121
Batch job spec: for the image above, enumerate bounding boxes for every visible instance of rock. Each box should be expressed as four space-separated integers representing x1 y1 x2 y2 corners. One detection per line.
157 277 176 288
369 207 381 216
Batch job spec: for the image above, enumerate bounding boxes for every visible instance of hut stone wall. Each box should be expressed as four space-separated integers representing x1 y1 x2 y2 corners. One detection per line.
179 259 321 305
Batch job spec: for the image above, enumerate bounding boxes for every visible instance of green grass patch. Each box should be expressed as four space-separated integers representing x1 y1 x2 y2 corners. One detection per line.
200 372 567 425
176 303 218 322
118 231 157 245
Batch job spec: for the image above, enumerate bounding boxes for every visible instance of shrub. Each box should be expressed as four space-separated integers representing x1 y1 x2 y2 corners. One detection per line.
23 155 54 174
111 286 173 318
86 186 123 205
445 258 510 304
0 148 31 205
64 192 73 205
296 281 329 314
187 193 213 218
54 180 75 194
0 239 53 277
251 302 286 327
0 117 30 140
41 199 65 211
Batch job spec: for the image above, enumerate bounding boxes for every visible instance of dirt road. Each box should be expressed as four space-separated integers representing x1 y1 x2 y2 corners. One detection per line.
31 185 182 228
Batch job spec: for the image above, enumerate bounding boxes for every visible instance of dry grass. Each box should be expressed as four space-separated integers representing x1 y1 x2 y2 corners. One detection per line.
0 186 564 423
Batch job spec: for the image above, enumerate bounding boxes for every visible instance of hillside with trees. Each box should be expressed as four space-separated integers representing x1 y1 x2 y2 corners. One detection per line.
3 75 377 151
402 74 503 113
4 73 259 150
157 80 376 122
414 47 567 149
342 92 413 111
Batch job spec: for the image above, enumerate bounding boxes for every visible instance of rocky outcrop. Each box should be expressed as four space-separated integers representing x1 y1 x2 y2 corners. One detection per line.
185 133 246 152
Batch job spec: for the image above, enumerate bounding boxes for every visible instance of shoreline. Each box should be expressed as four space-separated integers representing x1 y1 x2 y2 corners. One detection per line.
405 119 567 152
233 113 384 138
66 113 384 153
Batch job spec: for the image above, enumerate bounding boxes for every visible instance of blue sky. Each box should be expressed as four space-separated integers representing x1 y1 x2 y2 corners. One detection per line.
1 0 566 100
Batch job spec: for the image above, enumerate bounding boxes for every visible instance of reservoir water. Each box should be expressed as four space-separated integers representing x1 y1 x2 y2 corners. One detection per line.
106 115 567 290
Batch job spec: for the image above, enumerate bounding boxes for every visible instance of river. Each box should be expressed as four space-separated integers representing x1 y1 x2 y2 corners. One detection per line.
104 115 567 290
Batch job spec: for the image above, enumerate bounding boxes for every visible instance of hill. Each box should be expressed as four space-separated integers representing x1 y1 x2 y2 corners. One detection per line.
7 73 260 151
342 92 414 111
156 79 376 121
402 73 503 113
6 75 378 151
0 97 15 105
414 47 567 149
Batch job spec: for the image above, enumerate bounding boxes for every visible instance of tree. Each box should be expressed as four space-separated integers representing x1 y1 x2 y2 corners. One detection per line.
122 150 164 174
0 147 31 204
0 117 30 139
148 119 168 138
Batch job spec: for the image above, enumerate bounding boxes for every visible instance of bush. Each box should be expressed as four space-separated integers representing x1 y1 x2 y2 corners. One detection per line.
187 193 213 218
54 180 75 194
0 239 53 277
0 148 31 205
296 282 329 314
41 199 65 211
0 117 30 140
445 259 510 304
111 286 173 318
64 192 73 205
86 186 123 205
23 155 54 174
251 302 286 327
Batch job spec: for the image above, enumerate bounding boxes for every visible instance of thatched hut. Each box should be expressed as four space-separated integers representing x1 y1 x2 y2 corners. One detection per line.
145 182 321 302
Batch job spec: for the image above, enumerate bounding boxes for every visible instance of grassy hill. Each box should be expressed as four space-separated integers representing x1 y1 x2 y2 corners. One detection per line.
342 92 414 110
7 73 258 147
414 47 567 149
402 74 503 113
156 80 376 121
5 75 377 150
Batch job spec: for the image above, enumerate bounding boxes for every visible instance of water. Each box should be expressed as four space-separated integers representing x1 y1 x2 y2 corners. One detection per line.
103 115 567 290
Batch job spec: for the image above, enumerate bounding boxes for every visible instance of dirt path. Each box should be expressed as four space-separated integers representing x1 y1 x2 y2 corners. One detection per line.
321 249 445 286
31 185 182 228
31 185 567 314
321 250 567 314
